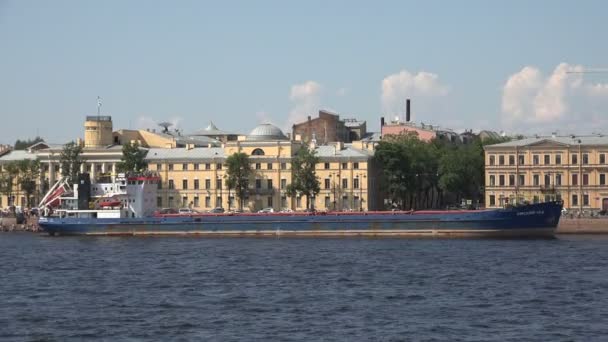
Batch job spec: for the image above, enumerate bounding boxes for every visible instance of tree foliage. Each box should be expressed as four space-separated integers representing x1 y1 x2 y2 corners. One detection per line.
0 161 19 206
286 145 320 210
225 152 252 210
14 137 44 150
116 141 148 173
374 132 485 210
59 141 83 184
16 159 41 207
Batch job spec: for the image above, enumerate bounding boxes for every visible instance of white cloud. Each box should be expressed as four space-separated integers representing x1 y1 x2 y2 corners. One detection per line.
501 63 608 133
288 80 321 127
381 69 449 116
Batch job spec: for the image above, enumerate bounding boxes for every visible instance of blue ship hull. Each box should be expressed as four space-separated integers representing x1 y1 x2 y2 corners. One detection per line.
38 202 563 238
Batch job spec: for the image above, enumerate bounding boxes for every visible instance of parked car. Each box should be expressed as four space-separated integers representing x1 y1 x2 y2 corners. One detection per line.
257 207 274 213
279 208 293 213
208 207 225 213
155 208 179 215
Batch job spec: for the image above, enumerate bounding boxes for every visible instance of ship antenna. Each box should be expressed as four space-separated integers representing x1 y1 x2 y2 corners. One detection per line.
97 96 102 118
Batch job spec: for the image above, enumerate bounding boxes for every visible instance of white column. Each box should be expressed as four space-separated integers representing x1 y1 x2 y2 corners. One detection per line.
90 162 96 181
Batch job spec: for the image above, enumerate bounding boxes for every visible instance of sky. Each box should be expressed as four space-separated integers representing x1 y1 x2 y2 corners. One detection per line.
1 0 608 145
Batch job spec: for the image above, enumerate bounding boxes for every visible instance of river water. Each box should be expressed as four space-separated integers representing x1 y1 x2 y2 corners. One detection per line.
1 233 607 341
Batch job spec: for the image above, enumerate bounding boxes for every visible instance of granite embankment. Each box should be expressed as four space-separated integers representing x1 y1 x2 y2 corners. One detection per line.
557 218 608 234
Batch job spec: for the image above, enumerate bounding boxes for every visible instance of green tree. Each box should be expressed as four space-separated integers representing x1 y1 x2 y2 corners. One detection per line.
0 161 19 206
286 145 320 210
116 141 148 173
16 159 41 207
225 152 252 210
14 137 44 150
59 141 83 184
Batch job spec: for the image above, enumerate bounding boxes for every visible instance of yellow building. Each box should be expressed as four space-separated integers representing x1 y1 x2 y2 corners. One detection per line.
484 135 608 212
146 123 377 212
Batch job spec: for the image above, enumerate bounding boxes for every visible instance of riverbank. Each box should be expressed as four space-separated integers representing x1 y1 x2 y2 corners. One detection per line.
0 216 41 232
557 218 608 234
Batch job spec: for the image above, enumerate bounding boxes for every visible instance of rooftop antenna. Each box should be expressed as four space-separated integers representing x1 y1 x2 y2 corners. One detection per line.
97 96 102 118
158 122 173 134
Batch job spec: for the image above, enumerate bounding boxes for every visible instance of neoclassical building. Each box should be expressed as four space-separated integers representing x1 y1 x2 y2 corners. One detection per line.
484 135 608 212
147 123 378 212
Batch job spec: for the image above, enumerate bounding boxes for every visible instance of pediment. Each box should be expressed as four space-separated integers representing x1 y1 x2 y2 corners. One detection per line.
524 139 570 148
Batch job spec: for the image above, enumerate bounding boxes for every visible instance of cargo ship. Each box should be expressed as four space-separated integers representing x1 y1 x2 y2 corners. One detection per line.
37 173 563 237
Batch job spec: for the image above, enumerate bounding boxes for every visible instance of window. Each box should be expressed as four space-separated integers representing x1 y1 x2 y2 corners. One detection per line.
216 196 222 207
183 163 188 171
168 196 174 208
555 155 561 165
252 148 265 156
205 179 211 189
572 194 578 206
182 196 188 207
354 162 359 169
182 179 188 190
354 178 360 189
205 196 211 208
518 174 525 186
216 179 222 189
157 163 162 171
281 179 287 189
509 175 515 186
533 155 539 165
194 179 199 190
342 178 348 189
157 181 162 190
489 195 496 206
583 194 589 206
600 154 606 164
489 175 495 186
489 155 495 166
296 196 302 208
499 155 505 165
544 174 550 186
583 174 589 186
572 154 578 165
281 163 287 170
572 174 578 186
267 196 273 207
256 179 261 189
544 155 550 165
342 163 348 169
267 179 273 189
168 164 174 171
600 174 606 186
499 175 505 186
157 197 162 208
255 163 261 170
582 154 589 165
325 196 331 208
205 163 211 170
556 174 562 186
508 155 515 165
194 164 199 171
281 196 287 208
533 175 539 186
533 196 539 204
518 155 524 165
324 162 330 169
324 178 330 189
168 179 175 189
216 163 222 170
267 163 273 170
193 196 199 207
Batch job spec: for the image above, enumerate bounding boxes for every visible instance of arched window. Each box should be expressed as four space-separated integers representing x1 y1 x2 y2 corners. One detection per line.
252 148 265 156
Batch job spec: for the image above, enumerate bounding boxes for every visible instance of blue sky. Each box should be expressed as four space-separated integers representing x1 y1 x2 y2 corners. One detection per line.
1 0 608 144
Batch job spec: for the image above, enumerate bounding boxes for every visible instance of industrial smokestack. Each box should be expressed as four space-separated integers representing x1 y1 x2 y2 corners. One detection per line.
406 99 411 122
380 117 385 127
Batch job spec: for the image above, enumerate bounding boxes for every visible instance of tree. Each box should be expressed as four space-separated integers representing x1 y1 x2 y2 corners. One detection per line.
225 152 252 210
16 159 41 207
59 141 83 184
116 141 148 173
14 137 44 150
0 161 19 206
286 145 320 210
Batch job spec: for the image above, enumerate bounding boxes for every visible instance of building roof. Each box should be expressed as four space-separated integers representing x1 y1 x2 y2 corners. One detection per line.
314 144 373 159
485 135 608 149
343 119 366 128
0 150 37 162
190 121 236 136
145 147 225 161
247 123 288 141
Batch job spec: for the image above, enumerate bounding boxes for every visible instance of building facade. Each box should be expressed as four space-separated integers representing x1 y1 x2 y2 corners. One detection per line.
484 135 608 212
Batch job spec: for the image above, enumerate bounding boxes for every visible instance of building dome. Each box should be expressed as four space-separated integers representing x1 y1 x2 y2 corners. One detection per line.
247 123 288 141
